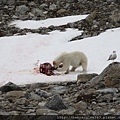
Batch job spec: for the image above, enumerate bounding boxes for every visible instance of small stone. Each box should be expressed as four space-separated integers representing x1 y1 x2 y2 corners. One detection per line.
92 101 97 104
15 98 29 106
110 108 116 113
30 92 42 101
97 94 113 102
58 107 76 115
32 8 44 17
0 111 11 115
12 15 19 19
26 109 35 114
98 102 107 106
96 88 118 95
49 4 57 10
74 101 87 110
36 109 49 115
47 113 58 115
104 112 112 115
0 97 4 102
38 102 46 108
57 9 67 14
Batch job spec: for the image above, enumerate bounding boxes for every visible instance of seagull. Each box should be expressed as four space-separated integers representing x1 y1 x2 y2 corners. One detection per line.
107 51 117 62
34 60 40 67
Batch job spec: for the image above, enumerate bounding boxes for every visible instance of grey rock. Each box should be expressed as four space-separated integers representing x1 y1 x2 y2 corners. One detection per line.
96 88 118 95
57 9 67 14
32 8 44 17
16 5 29 15
0 97 4 102
74 101 87 111
116 112 120 115
51 86 67 94
0 111 11 115
58 107 76 115
15 1 28 6
107 0 116 2
49 4 57 11
104 112 112 115
98 102 107 106
97 94 113 102
38 102 46 108
15 98 29 106
40 3 48 9
6 0 15 6
35 89 52 98
87 62 120 88
77 73 98 83
36 108 50 115
67 0 75 3
0 0 7 4
45 94 68 111
67 23 75 28
11 15 19 19
81 33 91 39
29 83 49 91
26 113 36 115
110 9 120 24
47 112 58 115
18 14 29 20
28 12 35 18
5 91 26 99
0 82 22 92
85 11 96 23
30 92 42 101
76 88 97 103
28 2 36 7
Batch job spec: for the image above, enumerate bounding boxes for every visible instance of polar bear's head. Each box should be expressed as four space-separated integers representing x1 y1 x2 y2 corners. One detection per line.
53 61 64 71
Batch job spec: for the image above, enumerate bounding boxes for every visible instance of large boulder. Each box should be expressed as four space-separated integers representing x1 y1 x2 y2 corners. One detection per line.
45 94 68 111
87 62 120 88
0 82 22 92
77 73 98 84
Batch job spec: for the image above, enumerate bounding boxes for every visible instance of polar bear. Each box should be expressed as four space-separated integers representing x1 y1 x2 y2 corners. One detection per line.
53 51 88 74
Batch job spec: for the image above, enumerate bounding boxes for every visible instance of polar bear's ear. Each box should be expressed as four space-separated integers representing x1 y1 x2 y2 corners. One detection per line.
53 61 56 65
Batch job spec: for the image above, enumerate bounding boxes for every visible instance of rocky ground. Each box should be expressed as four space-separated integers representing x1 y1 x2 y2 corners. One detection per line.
0 0 120 40
0 0 120 118
0 62 120 117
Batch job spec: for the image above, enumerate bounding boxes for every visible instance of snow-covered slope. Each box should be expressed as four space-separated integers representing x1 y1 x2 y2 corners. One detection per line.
0 15 119 86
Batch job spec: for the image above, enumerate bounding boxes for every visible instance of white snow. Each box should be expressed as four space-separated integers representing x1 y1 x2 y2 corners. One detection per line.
0 15 120 86
10 15 88 29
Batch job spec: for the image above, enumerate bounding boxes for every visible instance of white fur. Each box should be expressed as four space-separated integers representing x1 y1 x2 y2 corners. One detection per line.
53 51 88 74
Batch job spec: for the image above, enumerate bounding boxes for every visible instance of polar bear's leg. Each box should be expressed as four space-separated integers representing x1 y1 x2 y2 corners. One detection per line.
81 62 87 72
65 69 69 74
70 67 77 72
